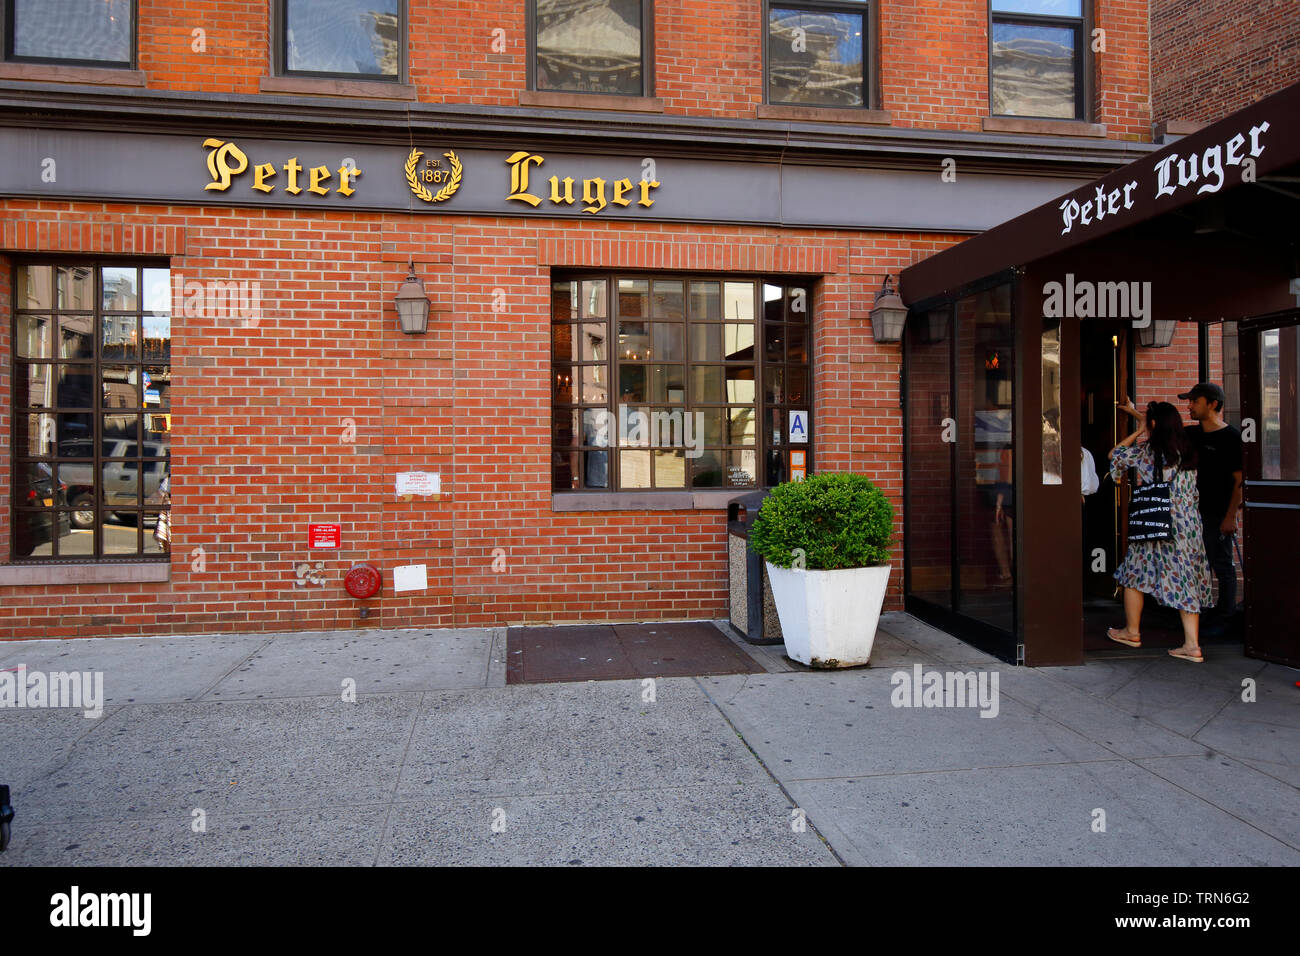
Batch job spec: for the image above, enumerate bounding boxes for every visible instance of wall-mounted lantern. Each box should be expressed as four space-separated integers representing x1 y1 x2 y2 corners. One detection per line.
869 274 908 344
394 262 431 334
919 309 948 344
1137 318 1178 348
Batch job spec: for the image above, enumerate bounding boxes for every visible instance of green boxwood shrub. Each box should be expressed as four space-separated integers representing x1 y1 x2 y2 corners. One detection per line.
748 473 894 570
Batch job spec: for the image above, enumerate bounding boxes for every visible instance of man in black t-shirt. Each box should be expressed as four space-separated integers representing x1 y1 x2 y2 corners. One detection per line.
1181 382 1244 619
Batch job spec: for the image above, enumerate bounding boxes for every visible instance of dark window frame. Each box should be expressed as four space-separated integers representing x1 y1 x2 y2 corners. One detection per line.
10 257 172 563
551 271 813 493
273 0 407 82
762 0 876 110
988 0 1091 121
2 0 137 68
527 0 655 97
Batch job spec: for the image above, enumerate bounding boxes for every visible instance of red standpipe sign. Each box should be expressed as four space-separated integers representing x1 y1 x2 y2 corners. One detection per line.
308 524 341 549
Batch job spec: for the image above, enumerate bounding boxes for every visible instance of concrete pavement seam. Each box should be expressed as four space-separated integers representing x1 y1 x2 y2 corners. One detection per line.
1132 757 1300 855
690 675 848 867
192 637 276 702
996 679 1300 856
374 691 427 868
776 757 1134 783
1187 675 1260 740
9 705 131 789
1099 657 1159 701
17 779 837 826
1017 661 1280 763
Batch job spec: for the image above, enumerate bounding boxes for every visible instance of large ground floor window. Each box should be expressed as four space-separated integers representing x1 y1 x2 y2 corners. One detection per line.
551 273 812 491
11 261 171 560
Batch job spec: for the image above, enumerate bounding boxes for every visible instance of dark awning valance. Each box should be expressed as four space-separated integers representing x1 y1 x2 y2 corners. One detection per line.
901 81 1300 307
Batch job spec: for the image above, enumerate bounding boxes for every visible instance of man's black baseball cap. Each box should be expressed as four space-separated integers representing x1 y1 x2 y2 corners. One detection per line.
1178 382 1226 406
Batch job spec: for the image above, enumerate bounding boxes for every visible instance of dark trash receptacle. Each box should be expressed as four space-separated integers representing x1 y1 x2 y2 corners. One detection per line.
726 490 784 645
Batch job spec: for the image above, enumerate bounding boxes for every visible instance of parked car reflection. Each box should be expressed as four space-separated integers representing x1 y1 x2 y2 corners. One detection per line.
14 463 72 554
58 439 168 529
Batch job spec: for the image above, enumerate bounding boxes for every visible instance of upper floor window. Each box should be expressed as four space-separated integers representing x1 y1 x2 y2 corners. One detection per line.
278 0 402 80
532 0 650 96
990 0 1086 119
766 1 871 108
11 263 172 561
3 0 133 67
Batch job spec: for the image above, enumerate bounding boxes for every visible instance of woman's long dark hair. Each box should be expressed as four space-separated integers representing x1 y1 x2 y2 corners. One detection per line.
1145 401 1197 470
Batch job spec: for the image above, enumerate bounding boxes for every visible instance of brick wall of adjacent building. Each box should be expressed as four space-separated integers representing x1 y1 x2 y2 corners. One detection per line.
124 0 1151 136
1151 0 1300 126
0 200 970 638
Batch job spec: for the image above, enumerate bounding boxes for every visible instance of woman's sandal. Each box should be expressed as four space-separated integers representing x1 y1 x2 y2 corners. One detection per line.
1168 647 1205 663
1107 627 1141 648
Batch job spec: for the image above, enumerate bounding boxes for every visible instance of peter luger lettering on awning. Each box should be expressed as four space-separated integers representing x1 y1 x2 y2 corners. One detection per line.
1058 120 1271 236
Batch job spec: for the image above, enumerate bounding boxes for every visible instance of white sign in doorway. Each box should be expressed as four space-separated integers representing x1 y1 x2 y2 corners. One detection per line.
789 410 809 443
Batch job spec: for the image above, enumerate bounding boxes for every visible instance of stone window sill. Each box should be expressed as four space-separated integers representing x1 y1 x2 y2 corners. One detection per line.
259 75 416 100
757 103 893 126
0 562 170 586
552 490 750 512
1153 119 1204 143
519 90 665 113
982 116 1107 138
0 63 145 86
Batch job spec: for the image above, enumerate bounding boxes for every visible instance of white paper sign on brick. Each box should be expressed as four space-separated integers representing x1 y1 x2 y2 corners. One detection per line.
396 471 441 496
393 564 428 593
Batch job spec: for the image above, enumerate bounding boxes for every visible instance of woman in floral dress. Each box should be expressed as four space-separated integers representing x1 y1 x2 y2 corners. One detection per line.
1107 399 1212 662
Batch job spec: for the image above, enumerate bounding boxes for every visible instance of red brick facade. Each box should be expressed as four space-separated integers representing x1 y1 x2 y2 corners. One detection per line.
128 0 1157 130
1151 0 1300 126
1 0 1166 640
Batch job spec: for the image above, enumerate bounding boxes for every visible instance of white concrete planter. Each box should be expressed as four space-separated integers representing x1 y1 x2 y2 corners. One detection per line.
765 562 891 668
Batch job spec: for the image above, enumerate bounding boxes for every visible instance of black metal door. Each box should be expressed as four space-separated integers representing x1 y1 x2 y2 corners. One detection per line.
1238 309 1300 667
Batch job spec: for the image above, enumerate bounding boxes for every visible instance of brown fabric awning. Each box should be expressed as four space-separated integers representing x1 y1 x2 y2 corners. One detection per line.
901 80 1300 306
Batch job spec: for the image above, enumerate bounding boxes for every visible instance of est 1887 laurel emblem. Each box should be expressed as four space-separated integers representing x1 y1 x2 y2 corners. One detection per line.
405 147 463 203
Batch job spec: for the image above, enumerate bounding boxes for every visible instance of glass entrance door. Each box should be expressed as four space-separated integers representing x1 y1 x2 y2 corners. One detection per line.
903 278 1017 661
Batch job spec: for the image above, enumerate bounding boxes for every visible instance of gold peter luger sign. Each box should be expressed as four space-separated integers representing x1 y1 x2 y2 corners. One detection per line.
504 151 660 214
203 139 362 196
199 139 663 212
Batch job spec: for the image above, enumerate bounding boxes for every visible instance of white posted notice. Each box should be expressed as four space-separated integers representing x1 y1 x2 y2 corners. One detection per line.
396 471 441 496
393 564 428 593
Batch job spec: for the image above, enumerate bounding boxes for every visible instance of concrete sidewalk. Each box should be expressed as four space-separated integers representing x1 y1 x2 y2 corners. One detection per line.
0 614 1296 866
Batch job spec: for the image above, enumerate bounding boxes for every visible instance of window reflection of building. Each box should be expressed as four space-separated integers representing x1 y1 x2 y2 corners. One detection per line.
536 0 643 95
285 0 400 76
11 0 133 65
991 29 1075 117
103 273 137 311
990 1 1083 119
768 8 865 108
